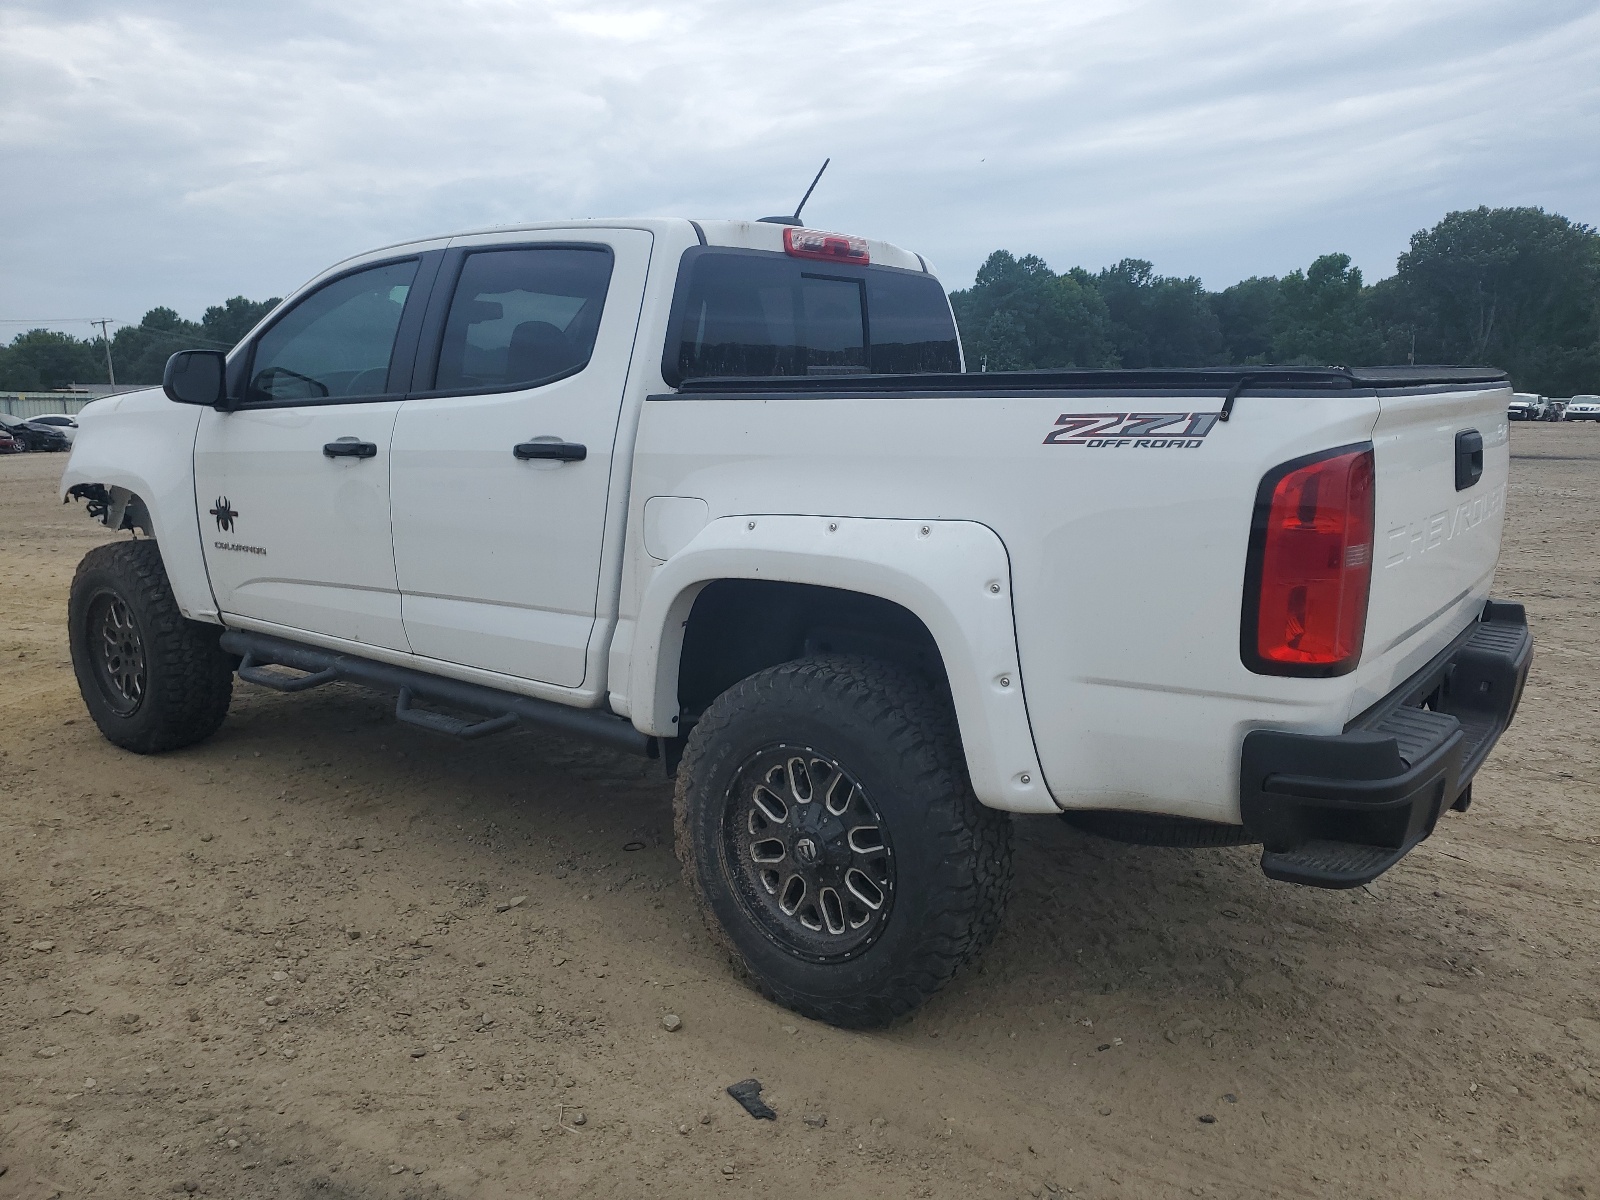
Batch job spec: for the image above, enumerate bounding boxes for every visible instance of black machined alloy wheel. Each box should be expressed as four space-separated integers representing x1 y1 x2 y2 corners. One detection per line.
675 655 1013 1028
69 539 233 754
86 590 148 715
724 745 894 963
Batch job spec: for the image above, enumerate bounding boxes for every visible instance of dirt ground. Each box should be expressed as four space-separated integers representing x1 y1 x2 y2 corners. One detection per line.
1 422 1597 1200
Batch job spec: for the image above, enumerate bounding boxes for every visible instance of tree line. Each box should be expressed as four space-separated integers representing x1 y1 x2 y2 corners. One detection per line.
4 205 1596 396
950 206 1600 396
0 297 279 392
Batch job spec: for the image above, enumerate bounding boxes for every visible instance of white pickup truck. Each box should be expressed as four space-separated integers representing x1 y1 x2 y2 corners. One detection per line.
61 217 1532 1027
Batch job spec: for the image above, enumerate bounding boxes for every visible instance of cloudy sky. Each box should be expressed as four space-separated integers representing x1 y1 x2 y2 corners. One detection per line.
3 0 1598 337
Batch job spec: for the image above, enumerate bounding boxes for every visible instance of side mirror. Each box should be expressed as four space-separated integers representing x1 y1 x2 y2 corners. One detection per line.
163 350 228 407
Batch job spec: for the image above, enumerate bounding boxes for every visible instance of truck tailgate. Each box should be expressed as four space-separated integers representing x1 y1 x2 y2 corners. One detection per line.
1352 385 1509 714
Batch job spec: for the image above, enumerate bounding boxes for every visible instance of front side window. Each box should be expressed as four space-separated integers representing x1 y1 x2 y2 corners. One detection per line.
433 246 614 392
247 260 418 403
667 251 960 383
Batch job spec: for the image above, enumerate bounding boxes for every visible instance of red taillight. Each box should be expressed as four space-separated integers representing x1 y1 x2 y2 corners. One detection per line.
1244 444 1375 676
783 226 870 264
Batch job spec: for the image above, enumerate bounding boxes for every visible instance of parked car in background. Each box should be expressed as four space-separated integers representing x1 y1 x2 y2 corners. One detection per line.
0 427 19 454
1508 393 1545 420
1565 396 1600 421
0 413 71 451
27 414 80 443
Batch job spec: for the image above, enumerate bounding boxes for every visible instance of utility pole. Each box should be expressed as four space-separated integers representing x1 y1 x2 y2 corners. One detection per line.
91 318 116 385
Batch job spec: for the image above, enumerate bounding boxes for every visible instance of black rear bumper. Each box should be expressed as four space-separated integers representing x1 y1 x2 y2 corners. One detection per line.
1239 600 1532 888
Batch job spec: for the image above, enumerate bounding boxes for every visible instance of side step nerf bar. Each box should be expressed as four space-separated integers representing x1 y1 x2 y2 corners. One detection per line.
220 629 654 757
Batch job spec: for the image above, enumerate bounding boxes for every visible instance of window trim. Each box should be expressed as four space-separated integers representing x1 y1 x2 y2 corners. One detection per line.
230 253 440 411
659 245 952 388
405 241 617 401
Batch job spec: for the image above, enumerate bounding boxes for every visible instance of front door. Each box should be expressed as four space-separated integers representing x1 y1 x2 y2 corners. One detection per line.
194 256 430 652
389 230 652 688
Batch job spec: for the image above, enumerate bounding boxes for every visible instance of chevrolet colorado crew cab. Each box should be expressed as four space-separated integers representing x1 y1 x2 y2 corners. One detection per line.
61 217 1532 1027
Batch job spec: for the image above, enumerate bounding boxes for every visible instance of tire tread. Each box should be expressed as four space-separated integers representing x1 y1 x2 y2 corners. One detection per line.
674 655 1012 1027
69 539 232 754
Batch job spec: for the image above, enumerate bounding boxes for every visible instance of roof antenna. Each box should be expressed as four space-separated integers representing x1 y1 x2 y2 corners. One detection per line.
758 158 829 226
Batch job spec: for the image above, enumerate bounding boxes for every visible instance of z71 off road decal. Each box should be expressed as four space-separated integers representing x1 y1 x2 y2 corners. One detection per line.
1044 412 1221 448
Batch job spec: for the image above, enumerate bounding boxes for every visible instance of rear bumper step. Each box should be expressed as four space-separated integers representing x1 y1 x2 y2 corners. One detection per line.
1240 600 1532 889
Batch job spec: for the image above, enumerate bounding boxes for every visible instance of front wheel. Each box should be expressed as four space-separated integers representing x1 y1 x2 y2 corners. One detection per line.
68 540 234 753
674 656 1012 1027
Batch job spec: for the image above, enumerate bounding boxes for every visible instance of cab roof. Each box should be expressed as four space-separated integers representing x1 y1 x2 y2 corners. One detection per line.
342 217 933 279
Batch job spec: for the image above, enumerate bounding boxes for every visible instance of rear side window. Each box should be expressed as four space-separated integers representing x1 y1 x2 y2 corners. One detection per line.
434 246 614 392
667 250 959 384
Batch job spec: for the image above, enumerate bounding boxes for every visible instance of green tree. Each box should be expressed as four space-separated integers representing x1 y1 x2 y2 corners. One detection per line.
949 251 1116 370
111 307 205 384
1376 206 1600 393
201 296 280 348
0 329 103 390
1212 276 1280 364
1093 259 1225 368
106 297 281 385
1272 253 1383 366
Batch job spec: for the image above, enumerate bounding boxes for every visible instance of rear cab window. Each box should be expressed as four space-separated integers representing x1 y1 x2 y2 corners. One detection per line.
664 248 959 385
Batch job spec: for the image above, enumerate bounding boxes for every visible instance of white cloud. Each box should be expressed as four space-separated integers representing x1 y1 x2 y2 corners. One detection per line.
1 0 1596 329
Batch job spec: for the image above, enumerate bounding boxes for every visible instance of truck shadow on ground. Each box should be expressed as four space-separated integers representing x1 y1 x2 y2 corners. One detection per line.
217 678 1463 1054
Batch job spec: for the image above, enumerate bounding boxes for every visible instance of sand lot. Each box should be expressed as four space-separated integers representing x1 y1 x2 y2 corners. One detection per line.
2 422 1597 1199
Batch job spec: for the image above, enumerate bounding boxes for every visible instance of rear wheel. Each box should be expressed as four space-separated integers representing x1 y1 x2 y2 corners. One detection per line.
674 656 1012 1027
69 540 233 753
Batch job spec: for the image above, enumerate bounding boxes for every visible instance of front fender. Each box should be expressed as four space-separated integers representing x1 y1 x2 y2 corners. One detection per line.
629 515 1056 813
59 388 217 622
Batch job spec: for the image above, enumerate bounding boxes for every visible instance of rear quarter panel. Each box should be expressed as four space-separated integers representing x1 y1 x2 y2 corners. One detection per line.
625 388 1398 822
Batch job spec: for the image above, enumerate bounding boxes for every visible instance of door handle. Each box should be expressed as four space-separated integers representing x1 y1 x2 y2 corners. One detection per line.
1454 429 1483 491
513 441 587 462
324 440 378 459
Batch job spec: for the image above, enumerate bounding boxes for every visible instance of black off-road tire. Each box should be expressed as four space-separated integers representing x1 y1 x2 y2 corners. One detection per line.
674 655 1013 1028
68 539 233 754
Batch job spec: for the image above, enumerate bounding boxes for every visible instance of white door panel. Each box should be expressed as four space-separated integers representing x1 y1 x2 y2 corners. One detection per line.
193 254 426 651
390 229 652 688
194 403 408 649
399 593 593 683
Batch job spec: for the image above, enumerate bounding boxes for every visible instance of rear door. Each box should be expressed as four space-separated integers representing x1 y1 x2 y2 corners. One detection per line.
194 253 438 651
388 229 652 688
